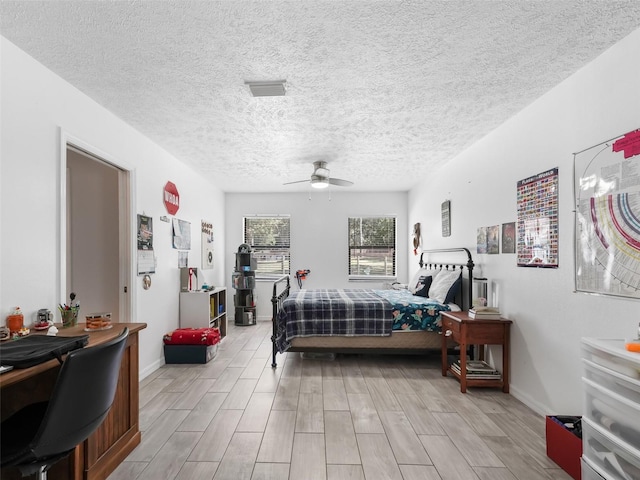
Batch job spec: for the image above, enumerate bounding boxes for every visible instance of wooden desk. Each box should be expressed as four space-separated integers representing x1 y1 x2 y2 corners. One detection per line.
1 322 147 480
440 311 511 393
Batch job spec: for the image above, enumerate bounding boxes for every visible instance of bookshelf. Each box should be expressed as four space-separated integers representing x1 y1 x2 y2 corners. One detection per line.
440 310 512 393
179 288 227 339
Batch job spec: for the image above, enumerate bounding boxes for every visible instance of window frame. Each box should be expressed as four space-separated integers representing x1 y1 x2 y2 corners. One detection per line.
348 215 397 281
243 214 291 279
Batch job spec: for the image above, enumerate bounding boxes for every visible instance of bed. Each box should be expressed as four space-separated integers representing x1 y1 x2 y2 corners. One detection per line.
270 247 475 367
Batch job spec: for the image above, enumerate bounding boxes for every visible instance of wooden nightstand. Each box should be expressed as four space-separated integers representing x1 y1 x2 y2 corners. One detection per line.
440 310 512 393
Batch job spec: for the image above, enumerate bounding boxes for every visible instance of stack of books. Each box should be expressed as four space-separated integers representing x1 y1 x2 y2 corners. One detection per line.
468 307 501 319
451 360 501 379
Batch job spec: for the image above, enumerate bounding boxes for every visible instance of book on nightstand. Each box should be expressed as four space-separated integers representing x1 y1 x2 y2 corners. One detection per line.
468 307 502 319
451 360 501 378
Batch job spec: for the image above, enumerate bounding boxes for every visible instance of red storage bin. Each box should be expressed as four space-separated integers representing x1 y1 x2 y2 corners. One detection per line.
163 327 220 346
164 344 218 364
546 415 582 480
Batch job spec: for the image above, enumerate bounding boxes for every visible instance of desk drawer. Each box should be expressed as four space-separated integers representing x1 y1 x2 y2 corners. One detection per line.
582 338 640 381
583 358 640 406
582 417 640 480
581 456 607 480
583 377 640 451
465 323 506 344
443 320 505 343
442 316 460 337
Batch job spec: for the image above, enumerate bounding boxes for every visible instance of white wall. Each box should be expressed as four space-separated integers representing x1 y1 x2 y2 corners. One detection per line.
225 191 408 320
409 28 640 415
0 37 226 377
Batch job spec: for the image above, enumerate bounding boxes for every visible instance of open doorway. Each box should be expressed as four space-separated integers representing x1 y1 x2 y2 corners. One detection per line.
63 141 133 323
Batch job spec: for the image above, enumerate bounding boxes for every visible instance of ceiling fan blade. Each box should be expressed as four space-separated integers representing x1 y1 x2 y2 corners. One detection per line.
328 178 353 187
283 179 310 185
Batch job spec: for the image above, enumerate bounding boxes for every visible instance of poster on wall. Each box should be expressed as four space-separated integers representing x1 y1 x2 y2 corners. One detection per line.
502 222 516 254
516 168 559 268
441 201 451 237
487 225 500 254
476 227 488 254
574 128 640 300
201 220 214 269
137 214 155 274
172 218 191 250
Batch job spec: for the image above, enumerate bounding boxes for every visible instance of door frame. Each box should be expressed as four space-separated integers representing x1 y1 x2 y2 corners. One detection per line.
58 129 137 323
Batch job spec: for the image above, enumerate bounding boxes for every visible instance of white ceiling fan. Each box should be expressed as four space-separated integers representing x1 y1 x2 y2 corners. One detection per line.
283 160 354 189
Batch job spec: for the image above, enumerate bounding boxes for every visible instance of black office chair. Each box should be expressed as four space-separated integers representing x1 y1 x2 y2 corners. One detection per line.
1 328 129 479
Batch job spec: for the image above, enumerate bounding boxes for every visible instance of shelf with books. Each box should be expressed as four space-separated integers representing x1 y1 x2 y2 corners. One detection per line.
450 360 501 379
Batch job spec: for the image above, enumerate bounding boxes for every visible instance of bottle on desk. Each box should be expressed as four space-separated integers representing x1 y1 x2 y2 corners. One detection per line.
6 306 24 333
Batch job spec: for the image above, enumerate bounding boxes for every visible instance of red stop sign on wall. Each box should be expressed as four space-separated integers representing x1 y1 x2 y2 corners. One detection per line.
163 181 180 215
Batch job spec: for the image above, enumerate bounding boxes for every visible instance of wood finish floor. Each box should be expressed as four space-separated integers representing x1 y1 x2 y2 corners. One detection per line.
108 322 571 480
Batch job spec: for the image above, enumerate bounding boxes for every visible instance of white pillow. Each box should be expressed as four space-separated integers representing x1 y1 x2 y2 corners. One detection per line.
408 268 439 294
428 269 461 303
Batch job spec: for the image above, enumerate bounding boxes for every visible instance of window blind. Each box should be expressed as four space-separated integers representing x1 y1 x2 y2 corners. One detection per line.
348 216 396 277
243 216 290 276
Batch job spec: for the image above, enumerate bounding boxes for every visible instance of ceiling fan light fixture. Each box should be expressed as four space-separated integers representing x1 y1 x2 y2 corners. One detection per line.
244 80 286 97
310 176 329 189
283 161 353 188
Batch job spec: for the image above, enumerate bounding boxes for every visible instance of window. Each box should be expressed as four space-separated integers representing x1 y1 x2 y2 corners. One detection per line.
348 216 396 278
243 215 290 277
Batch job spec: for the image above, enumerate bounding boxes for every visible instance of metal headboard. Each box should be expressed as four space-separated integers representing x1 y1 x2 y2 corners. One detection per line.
418 247 475 310
271 275 290 367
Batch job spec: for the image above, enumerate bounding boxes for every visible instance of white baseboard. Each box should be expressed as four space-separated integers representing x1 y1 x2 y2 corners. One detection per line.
140 358 163 381
508 384 549 417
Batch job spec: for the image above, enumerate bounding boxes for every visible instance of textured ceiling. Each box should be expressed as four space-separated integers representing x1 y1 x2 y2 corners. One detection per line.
2 1 640 192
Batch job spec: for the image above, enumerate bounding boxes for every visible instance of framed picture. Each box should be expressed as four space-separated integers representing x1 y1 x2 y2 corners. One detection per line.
441 200 451 237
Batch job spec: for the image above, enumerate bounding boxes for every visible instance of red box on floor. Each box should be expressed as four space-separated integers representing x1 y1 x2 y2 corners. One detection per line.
546 416 582 480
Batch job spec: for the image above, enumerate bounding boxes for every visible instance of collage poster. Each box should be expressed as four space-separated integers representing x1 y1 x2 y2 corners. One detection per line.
137 214 155 274
574 129 640 299
172 218 191 250
516 168 559 268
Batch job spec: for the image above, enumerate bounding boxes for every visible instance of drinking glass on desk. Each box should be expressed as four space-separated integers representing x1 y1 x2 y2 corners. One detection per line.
60 306 79 328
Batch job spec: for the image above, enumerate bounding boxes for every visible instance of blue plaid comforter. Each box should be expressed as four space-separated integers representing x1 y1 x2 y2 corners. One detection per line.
274 288 450 353
275 289 390 352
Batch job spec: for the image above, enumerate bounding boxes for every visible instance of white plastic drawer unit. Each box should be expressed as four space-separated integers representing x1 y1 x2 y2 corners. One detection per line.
583 417 640 480
582 377 640 452
581 338 640 380
583 358 640 406
581 456 608 480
